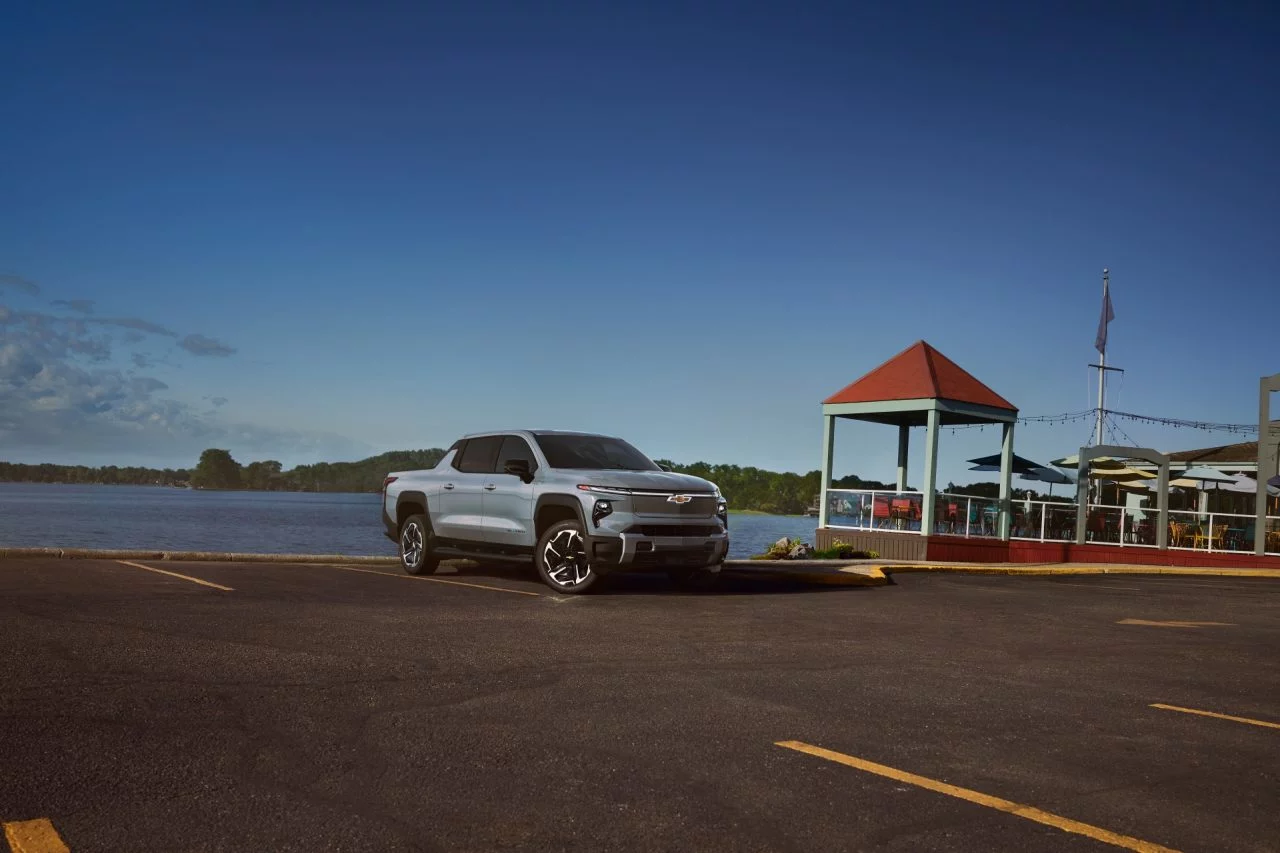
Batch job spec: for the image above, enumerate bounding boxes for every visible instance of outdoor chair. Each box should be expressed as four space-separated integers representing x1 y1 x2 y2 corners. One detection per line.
1191 523 1227 550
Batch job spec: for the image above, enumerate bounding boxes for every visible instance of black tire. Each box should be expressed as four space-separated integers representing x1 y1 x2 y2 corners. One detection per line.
668 565 720 591
534 518 599 594
399 513 440 576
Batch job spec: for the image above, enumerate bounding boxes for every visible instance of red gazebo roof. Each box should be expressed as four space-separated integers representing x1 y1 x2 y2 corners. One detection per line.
824 341 1016 411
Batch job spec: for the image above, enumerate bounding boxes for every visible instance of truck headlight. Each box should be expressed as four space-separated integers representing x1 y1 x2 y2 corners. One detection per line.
592 499 613 527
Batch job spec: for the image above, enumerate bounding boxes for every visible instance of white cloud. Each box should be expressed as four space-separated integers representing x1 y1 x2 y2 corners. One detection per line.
0 294 367 466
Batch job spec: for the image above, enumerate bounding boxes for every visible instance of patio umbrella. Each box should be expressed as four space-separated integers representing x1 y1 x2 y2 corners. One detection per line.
1170 466 1236 489
1269 475 1280 489
1216 472 1280 497
966 453 1046 475
1020 465 1074 497
1050 453 1126 470
1169 466 1237 515
1087 466 1156 481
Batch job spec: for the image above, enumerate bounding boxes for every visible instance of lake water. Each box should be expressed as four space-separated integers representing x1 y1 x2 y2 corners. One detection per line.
0 483 818 560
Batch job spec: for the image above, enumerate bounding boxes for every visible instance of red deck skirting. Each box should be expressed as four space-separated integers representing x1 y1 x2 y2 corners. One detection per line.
817 528 1280 568
924 535 1280 569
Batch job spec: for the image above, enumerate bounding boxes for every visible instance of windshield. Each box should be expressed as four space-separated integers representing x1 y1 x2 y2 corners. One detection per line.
532 434 661 471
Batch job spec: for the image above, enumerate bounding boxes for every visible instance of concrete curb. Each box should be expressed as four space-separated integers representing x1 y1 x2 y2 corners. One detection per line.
727 563 885 584
877 563 1280 580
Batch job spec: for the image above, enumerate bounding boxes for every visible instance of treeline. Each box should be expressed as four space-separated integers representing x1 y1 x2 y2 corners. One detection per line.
0 462 191 486
654 460 895 516
3 450 1065 511
188 448 449 492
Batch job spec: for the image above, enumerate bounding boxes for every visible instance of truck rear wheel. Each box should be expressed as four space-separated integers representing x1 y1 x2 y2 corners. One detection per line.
400 513 440 575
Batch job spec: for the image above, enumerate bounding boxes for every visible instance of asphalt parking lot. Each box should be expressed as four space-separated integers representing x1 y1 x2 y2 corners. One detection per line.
1 558 1277 852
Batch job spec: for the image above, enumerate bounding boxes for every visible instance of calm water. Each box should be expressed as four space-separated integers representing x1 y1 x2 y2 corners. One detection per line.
0 483 817 560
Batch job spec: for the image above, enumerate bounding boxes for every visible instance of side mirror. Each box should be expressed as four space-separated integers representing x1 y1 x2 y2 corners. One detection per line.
504 459 534 483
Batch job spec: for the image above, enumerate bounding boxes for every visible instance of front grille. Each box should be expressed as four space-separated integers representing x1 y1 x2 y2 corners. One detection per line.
627 524 722 537
631 493 717 516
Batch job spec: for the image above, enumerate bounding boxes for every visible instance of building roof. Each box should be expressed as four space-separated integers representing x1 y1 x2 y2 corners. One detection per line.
823 340 1017 411
1167 440 1260 465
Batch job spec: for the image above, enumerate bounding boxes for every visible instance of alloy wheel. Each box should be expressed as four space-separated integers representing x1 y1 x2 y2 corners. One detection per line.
542 528 591 588
401 521 423 569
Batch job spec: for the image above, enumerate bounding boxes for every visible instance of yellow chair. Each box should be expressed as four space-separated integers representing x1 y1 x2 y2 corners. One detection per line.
1191 523 1226 550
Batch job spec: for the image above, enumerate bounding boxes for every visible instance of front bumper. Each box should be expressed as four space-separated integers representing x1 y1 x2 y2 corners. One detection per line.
586 531 728 573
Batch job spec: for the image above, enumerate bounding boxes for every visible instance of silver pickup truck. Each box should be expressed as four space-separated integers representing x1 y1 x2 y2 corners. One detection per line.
381 430 729 593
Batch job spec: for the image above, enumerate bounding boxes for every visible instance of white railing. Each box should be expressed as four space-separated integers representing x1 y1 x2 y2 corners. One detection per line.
932 492 1003 539
1076 503 1159 547
825 489 1006 538
825 488 1280 554
1010 499 1080 543
1167 509 1280 554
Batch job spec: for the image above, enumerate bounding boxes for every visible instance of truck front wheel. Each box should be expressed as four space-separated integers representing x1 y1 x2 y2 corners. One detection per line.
400 514 440 575
535 519 599 594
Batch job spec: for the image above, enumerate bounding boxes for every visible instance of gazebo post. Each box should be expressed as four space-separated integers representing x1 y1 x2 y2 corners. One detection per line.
896 425 909 493
818 414 835 529
921 407 940 535
999 422 1015 540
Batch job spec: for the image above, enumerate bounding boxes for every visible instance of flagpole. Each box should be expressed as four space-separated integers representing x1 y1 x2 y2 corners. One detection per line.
1095 268 1108 447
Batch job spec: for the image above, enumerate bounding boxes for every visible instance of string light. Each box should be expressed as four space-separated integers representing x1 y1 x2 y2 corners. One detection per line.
946 408 1257 436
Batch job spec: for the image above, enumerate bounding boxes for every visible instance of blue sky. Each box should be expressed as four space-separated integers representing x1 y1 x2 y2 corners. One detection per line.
1 1 1277 486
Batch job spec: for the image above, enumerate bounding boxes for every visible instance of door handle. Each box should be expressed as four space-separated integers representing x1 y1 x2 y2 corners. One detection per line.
443 483 455 490
484 484 496 491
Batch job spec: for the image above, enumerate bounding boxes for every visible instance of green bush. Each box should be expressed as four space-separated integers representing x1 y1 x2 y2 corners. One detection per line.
752 538 879 560
812 543 879 560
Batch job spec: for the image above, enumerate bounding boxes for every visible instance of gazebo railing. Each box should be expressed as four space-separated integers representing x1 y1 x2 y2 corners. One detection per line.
825 489 1006 538
825 489 927 533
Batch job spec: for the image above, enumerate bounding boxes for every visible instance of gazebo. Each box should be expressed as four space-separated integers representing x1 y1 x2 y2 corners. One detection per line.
817 341 1019 559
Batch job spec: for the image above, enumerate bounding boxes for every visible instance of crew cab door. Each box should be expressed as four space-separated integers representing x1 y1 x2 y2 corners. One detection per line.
434 436 501 543
482 435 538 549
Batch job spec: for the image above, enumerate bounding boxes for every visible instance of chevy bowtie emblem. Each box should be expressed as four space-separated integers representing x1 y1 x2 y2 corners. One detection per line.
667 495 693 504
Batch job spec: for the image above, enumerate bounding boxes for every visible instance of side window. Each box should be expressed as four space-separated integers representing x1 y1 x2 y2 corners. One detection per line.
496 436 538 475
456 436 502 473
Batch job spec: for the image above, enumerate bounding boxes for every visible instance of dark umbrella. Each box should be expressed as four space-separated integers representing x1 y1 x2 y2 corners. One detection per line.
1269 475 1280 489
966 453 1048 475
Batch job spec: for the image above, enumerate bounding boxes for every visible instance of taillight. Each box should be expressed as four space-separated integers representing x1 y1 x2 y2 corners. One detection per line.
382 476 398 493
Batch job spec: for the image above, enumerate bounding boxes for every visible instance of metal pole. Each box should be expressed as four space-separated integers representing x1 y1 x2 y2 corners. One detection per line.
1095 269 1108 448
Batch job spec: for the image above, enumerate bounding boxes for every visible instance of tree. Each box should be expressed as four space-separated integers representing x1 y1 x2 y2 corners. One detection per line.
243 460 282 490
191 449 242 490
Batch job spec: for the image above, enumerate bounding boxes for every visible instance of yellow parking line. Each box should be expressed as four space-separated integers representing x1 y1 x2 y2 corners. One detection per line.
116 560 233 591
775 741 1181 853
317 564 540 597
1151 703 1280 731
4 818 70 853
1116 619 1233 628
